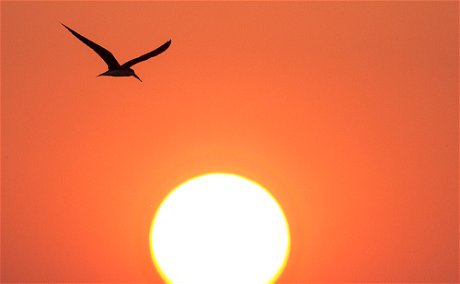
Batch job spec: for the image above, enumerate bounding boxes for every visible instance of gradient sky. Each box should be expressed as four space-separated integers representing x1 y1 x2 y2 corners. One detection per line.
1 1 458 283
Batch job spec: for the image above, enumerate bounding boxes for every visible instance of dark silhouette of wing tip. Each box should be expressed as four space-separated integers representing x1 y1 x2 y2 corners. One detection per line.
163 39 172 50
160 39 172 50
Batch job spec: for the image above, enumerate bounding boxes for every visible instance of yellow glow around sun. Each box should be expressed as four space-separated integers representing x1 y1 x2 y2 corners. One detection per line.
149 173 290 284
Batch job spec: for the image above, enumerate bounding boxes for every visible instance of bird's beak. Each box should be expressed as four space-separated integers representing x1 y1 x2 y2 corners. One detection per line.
97 71 108 77
133 73 142 82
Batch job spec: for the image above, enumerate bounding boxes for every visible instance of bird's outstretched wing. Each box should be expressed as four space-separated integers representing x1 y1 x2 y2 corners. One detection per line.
121 40 171 68
62 23 120 69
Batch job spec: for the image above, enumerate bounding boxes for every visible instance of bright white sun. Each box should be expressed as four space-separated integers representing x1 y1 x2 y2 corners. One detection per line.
149 173 290 283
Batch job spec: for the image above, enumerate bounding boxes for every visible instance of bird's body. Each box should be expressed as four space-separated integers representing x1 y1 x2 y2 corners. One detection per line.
62 23 171 82
99 68 137 77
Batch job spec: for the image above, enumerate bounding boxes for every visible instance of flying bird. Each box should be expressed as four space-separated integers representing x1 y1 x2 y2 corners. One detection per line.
62 23 171 82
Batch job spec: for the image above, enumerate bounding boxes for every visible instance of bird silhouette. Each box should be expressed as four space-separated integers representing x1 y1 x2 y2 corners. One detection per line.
62 23 171 82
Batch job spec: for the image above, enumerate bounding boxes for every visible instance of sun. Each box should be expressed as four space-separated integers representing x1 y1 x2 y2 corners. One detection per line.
149 173 290 283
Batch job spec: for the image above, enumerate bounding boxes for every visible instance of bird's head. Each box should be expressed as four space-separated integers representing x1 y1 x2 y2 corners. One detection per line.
129 68 142 82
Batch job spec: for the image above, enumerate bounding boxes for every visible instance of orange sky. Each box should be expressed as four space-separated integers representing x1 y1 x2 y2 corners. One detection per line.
1 1 458 283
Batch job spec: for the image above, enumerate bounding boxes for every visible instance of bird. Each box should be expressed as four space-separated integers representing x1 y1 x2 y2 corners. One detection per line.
61 23 171 82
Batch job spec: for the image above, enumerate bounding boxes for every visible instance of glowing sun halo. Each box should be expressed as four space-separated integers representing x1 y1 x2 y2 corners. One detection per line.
149 173 290 283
